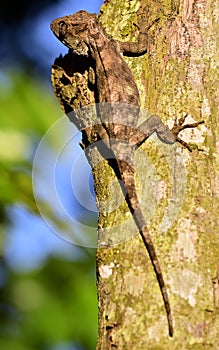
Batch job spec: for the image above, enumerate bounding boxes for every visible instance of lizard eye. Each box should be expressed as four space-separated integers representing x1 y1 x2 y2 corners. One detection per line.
59 21 67 36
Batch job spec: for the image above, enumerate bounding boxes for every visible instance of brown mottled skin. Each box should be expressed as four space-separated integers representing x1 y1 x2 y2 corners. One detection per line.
51 10 203 337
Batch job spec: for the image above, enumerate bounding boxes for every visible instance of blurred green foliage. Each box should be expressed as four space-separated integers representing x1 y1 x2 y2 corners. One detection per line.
0 256 97 350
0 72 60 212
0 72 97 349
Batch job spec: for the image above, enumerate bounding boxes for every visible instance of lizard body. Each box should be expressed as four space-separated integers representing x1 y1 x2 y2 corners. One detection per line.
51 10 203 337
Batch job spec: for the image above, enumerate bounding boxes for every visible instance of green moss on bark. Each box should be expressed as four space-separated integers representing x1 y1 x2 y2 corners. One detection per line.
95 0 219 348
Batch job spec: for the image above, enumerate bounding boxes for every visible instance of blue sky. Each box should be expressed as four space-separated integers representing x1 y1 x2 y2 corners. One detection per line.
20 0 103 70
4 0 103 271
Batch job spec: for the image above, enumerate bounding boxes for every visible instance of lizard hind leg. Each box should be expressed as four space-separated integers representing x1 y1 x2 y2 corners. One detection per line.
131 115 176 148
171 115 204 152
131 114 204 151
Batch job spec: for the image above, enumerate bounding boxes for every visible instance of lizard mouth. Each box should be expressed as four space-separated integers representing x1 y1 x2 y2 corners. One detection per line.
50 21 59 38
50 19 89 56
50 20 66 40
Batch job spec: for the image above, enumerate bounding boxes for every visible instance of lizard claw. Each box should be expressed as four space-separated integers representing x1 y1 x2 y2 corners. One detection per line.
171 115 204 151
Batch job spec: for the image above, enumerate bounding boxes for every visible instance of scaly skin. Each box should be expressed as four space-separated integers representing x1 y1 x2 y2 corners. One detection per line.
51 10 204 336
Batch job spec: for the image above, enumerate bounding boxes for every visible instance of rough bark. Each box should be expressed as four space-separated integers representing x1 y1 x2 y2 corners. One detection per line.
97 0 219 348
51 0 219 348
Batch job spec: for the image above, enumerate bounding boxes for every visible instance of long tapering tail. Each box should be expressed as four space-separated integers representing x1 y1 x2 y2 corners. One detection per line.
117 157 173 337
139 222 173 337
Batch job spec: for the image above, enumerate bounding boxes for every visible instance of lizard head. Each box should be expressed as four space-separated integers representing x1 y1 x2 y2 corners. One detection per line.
50 10 98 56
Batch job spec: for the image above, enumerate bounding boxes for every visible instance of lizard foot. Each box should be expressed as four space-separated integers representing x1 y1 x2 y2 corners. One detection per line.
171 114 204 152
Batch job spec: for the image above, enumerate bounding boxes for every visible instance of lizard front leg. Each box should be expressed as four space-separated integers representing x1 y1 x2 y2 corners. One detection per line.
118 6 154 56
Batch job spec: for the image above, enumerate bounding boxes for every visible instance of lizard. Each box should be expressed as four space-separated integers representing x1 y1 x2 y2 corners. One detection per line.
50 9 204 337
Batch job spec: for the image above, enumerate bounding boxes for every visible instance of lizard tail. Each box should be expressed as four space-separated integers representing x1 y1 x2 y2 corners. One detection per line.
117 158 173 337
138 222 173 337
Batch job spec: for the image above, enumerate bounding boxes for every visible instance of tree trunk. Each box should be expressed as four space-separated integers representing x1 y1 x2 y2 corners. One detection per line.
51 0 219 348
96 0 219 348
